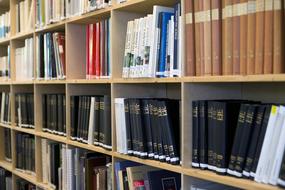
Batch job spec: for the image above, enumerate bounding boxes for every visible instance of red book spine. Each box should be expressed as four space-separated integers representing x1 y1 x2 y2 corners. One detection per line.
92 23 97 77
91 24 96 77
95 22 101 77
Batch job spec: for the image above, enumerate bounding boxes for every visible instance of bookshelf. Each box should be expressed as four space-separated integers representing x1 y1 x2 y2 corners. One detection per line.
0 0 284 189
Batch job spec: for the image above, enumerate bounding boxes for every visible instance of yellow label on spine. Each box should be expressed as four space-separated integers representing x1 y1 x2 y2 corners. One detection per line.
211 8 219 20
256 0 265 12
185 12 193 24
265 0 273 11
274 0 282 10
239 2 248 16
272 106 278 114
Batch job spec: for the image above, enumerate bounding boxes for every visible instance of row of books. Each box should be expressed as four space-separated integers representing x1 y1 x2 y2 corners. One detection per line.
3 128 11 162
70 95 111 149
0 45 10 80
114 160 181 190
36 32 66 80
0 11 10 39
36 0 112 28
115 98 180 165
192 100 285 187
15 37 34 81
16 178 36 190
41 139 112 190
122 4 182 78
185 0 285 76
0 168 11 190
15 93 35 128
86 19 111 79
15 133 35 174
42 94 66 136
0 92 10 125
16 0 34 33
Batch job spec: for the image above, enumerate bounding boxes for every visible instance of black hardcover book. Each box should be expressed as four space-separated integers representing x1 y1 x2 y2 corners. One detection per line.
242 105 266 177
134 99 145 158
21 94 27 125
85 96 91 141
94 96 100 144
77 96 83 140
165 99 180 165
49 33 57 78
46 95 51 132
26 94 32 126
39 34 45 78
234 105 258 176
57 94 63 134
103 95 111 149
52 94 58 132
30 94 34 126
192 101 199 167
142 99 154 158
156 101 165 161
82 96 88 141
42 95 47 131
99 96 105 146
149 100 159 160
129 99 137 156
207 101 215 170
214 101 241 174
199 100 208 169
63 95 66 134
250 105 272 177
70 96 78 139
31 138 35 172
160 100 171 163
15 94 19 125
138 99 148 159
227 104 249 174
124 99 133 154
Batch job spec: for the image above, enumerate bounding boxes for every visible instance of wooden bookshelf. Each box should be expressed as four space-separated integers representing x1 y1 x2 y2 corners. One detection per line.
0 0 284 189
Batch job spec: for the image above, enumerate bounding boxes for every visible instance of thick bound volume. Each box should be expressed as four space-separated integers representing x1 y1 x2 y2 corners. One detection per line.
0 45 10 80
70 95 111 150
15 93 34 129
0 92 11 125
192 101 199 167
37 32 66 80
0 168 11 190
86 18 111 79
42 94 66 136
115 98 180 165
192 101 285 186
4 128 11 162
15 132 35 173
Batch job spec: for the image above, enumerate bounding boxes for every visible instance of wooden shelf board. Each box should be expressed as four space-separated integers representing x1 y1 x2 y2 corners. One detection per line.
35 21 66 33
34 79 66 84
67 7 111 24
113 152 182 174
113 0 179 13
0 160 12 171
10 31 34 41
13 127 35 135
12 80 34 85
36 132 67 144
113 77 181 83
0 37 10 45
67 140 113 156
0 123 12 129
0 80 12 85
67 79 112 84
183 74 285 83
183 168 282 190
14 170 37 184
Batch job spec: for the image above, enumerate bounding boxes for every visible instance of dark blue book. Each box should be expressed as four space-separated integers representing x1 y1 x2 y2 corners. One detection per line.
157 12 174 78
173 3 181 76
146 170 181 190
114 161 141 190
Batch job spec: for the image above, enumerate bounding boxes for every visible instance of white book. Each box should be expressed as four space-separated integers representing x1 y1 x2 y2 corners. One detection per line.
122 21 131 78
62 145 67 190
176 15 182 77
41 139 48 183
169 16 175 77
115 98 128 154
88 97 95 144
148 6 174 78
130 19 139 78
137 17 145 78
254 105 279 182
261 106 285 184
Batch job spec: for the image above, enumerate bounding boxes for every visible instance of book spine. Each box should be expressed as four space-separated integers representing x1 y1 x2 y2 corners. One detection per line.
254 0 265 74
194 1 201 76
263 0 274 74
239 0 248 75
232 0 241 75
211 0 222 76
204 0 212 76
192 101 200 167
199 101 208 168
185 0 195 76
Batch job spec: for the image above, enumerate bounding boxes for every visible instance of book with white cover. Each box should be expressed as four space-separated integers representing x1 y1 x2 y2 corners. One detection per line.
88 97 95 145
254 105 279 182
148 6 174 78
261 106 285 184
115 98 128 154
269 108 285 185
